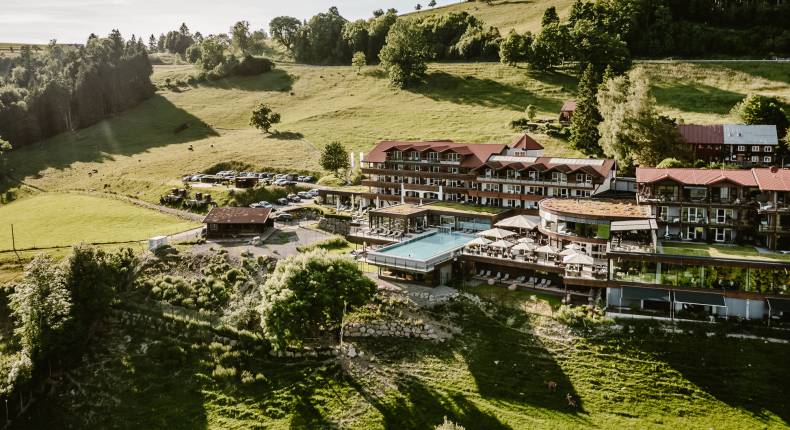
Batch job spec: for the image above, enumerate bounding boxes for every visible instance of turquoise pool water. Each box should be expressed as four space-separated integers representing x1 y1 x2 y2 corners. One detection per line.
377 232 475 260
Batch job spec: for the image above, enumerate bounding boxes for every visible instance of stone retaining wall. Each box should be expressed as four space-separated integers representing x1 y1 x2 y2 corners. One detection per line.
343 320 446 342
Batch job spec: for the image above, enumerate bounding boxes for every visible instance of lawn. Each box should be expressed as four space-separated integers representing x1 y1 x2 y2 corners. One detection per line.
429 200 513 215
15 296 790 429
0 193 199 251
661 241 790 262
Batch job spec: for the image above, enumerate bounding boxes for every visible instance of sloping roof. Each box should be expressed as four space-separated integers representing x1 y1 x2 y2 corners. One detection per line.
636 168 758 187
203 207 271 224
752 168 790 191
678 124 779 146
560 100 577 112
481 157 615 178
722 124 778 146
678 124 723 145
511 134 544 151
364 140 506 168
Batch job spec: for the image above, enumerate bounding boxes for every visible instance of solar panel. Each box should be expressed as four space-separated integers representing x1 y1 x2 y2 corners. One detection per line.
489 155 537 163
547 158 605 166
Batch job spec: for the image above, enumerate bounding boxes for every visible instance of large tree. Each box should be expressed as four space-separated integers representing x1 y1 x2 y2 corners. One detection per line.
249 103 281 134
597 67 688 172
9 255 72 364
0 138 11 178
499 30 527 66
379 18 432 88
269 16 302 52
259 250 376 349
320 141 351 178
569 64 604 156
731 94 789 139
231 20 252 54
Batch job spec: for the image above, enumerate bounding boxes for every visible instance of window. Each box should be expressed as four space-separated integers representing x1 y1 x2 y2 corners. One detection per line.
552 172 567 183
528 171 539 180
430 166 441 172
446 153 460 162
764 156 773 163
485 169 493 178
765 146 773 153
751 155 759 163
737 145 746 152
514 151 528 157
448 167 459 174
391 150 402 160
659 206 668 221
506 170 520 179
560 188 569 197
408 151 420 161
428 152 439 161
575 173 591 184
715 228 732 243
752 145 760 152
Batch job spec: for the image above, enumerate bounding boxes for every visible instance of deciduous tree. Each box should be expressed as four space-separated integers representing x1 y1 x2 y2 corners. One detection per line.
379 19 432 88
249 103 281 134
731 94 789 139
259 250 376 349
351 51 366 73
320 141 351 178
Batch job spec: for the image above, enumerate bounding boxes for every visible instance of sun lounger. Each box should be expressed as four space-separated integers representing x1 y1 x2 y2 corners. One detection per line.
494 272 502 280
516 275 525 283
484 270 492 278
478 269 486 277
501 273 510 282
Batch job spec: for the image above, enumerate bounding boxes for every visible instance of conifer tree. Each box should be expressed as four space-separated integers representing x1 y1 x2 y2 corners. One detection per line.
569 64 603 156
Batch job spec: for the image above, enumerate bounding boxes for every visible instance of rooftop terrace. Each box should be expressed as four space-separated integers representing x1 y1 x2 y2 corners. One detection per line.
427 201 511 216
660 242 790 263
540 198 650 220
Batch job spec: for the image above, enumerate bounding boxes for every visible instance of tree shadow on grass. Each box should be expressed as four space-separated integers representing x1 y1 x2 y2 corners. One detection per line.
349 370 511 430
270 130 305 140
405 71 563 112
202 69 295 92
653 83 745 116
636 330 790 424
2 94 218 193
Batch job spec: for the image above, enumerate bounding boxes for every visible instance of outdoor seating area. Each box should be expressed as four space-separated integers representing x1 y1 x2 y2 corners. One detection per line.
472 270 555 290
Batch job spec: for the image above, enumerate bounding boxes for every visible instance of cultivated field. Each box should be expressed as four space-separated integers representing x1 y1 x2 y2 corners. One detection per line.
4 61 788 207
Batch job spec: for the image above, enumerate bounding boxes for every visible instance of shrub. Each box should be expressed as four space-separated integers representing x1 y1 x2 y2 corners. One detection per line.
235 55 275 76
555 305 612 329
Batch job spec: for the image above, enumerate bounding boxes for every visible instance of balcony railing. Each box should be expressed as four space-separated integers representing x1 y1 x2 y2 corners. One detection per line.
477 177 595 188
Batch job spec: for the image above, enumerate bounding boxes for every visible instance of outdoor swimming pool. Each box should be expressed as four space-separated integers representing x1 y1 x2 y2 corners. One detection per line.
365 231 476 274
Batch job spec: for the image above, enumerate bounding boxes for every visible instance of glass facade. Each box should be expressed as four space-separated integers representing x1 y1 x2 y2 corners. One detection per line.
611 259 790 296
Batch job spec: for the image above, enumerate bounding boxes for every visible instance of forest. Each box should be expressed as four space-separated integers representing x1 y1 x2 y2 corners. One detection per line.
0 33 154 149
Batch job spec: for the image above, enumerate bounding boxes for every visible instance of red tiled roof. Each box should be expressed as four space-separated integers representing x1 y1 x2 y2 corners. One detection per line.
482 157 615 178
364 140 506 168
753 168 790 191
636 168 758 187
511 134 544 151
678 124 723 145
560 100 576 112
203 207 272 224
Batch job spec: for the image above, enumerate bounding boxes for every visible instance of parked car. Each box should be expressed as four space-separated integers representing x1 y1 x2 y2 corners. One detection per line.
274 212 293 222
297 191 312 199
287 194 301 203
273 179 288 186
276 197 289 206
302 176 315 183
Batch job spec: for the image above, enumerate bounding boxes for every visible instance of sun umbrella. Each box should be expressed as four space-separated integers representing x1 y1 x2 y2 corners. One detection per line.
535 245 557 254
489 239 514 249
476 228 517 240
495 215 540 230
563 253 594 265
467 237 492 247
511 242 537 252
517 237 535 244
559 248 582 257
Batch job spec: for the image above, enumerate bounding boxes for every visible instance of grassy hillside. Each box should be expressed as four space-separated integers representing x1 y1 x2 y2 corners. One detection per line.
16 294 790 429
4 61 789 206
410 0 577 34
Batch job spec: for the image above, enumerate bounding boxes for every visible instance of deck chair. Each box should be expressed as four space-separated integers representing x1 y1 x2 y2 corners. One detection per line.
484 270 492 278
516 275 525 283
478 269 486 277
501 273 510 282
544 280 552 288
494 272 502 280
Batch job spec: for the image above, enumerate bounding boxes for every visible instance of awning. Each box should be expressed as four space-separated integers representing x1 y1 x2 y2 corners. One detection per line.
622 287 670 302
610 219 658 231
767 298 790 313
673 290 726 307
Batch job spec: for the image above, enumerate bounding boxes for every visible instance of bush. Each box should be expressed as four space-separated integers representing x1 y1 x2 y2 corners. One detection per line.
555 305 612 330
235 55 275 76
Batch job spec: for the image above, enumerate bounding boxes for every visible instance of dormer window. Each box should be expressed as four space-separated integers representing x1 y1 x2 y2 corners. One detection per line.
428 152 439 161
528 171 538 180
552 172 567 183
391 150 402 160
446 152 460 162
408 151 420 161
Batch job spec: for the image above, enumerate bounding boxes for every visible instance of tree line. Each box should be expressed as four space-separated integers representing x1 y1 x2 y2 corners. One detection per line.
0 32 155 150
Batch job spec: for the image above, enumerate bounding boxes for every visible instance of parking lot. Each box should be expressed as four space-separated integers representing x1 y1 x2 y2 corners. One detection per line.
195 222 333 259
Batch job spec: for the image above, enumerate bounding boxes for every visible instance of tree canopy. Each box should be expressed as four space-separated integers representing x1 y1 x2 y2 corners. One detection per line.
569 64 604 156
379 19 432 88
320 141 351 178
731 94 789 139
259 250 376 349
250 103 281 134
597 67 689 172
